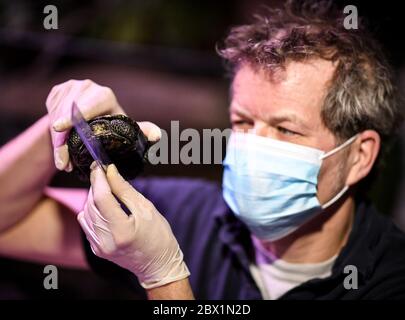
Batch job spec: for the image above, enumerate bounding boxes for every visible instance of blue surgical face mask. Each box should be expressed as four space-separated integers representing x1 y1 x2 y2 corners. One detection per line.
222 132 358 241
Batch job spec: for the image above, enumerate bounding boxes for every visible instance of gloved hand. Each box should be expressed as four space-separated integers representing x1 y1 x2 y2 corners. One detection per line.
45 79 161 171
77 163 191 289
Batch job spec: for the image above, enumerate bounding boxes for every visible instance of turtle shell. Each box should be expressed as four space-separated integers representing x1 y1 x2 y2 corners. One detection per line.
67 114 149 180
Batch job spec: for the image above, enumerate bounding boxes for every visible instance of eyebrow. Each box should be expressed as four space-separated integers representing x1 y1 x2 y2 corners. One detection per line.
269 113 310 130
230 103 310 130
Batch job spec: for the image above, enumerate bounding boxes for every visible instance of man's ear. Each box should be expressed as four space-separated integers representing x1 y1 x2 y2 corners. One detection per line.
345 130 381 186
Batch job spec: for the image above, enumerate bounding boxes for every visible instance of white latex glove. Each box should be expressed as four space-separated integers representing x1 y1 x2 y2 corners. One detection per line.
45 79 161 171
77 163 190 289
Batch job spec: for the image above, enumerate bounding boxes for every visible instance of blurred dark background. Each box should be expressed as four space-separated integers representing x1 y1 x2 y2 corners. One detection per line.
0 0 404 299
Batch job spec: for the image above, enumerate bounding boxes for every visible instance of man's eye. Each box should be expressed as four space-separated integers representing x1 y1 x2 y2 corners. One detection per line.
277 126 299 136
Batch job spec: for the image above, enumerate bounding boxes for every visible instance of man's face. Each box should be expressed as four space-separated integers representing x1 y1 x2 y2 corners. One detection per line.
230 60 349 205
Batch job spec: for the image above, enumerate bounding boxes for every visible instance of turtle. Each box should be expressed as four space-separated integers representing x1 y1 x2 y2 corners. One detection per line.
67 114 149 181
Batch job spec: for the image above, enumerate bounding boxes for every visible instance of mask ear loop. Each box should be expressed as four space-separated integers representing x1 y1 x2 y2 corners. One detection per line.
321 185 349 209
319 134 358 209
320 134 359 160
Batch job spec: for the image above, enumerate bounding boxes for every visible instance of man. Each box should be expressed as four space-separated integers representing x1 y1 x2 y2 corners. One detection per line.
0 2 405 299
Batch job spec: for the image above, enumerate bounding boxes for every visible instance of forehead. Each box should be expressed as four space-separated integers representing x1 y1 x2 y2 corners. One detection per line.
231 60 336 122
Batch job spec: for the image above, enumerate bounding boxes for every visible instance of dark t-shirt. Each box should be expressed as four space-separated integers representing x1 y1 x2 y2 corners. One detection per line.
82 177 405 299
